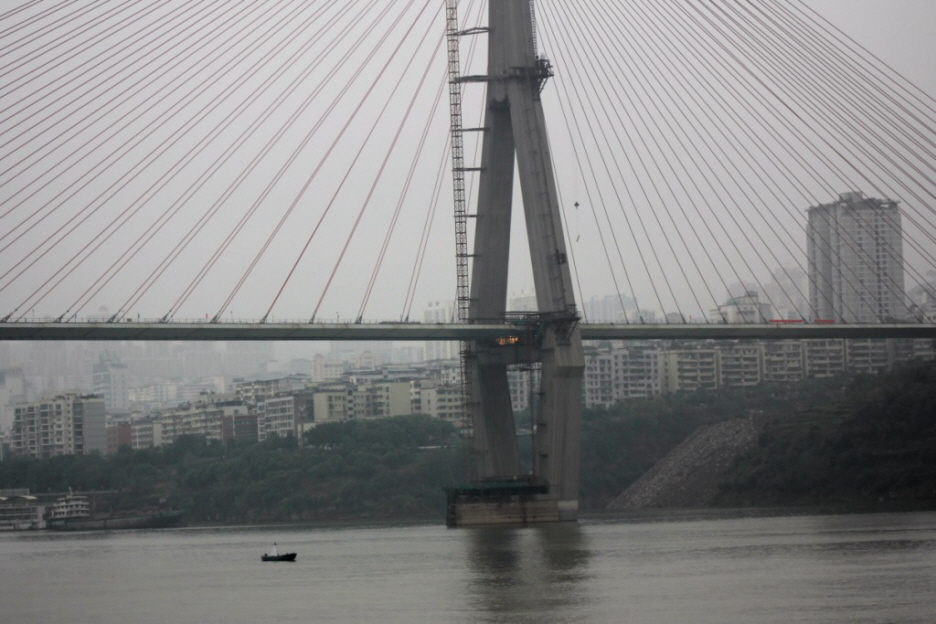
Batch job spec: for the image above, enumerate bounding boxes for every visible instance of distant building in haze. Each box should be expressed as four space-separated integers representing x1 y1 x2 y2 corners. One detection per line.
807 191 907 322
423 300 459 361
709 290 772 323
224 342 274 377
92 352 129 412
582 293 635 323
763 265 809 320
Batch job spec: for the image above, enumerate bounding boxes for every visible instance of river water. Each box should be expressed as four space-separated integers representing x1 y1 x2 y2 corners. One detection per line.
1 509 934 623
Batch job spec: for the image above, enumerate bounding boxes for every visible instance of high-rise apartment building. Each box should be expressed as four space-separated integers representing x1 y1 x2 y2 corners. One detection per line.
92 352 129 412
807 191 906 322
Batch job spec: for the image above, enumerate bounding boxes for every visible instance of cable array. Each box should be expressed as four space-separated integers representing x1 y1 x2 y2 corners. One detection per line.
0 1 462 322
0 1 933 324
538 0 936 323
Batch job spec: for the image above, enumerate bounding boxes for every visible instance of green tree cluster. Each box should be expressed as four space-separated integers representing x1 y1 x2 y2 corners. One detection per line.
718 360 936 506
580 389 740 507
0 415 461 523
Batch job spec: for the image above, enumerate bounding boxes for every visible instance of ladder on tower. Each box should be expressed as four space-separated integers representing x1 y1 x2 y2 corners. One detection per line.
446 0 476 478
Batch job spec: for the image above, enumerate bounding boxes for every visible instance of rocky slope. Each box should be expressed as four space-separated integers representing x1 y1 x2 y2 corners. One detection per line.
607 418 758 509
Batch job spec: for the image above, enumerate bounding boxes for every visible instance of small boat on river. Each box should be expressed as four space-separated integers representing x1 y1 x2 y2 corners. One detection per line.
261 542 297 562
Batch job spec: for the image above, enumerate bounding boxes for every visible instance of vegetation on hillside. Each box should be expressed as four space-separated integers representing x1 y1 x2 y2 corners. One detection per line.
577 376 848 508
2 361 933 522
717 360 936 506
0 415 461 523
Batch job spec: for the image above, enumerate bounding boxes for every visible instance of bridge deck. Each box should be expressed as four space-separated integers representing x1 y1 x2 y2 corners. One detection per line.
0 321 934 341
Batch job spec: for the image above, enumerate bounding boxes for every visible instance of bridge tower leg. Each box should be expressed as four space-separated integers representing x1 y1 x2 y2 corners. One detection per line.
447 0 584 526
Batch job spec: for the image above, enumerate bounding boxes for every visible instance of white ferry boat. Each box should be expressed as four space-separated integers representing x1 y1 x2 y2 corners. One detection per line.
46 491 183 531
48 493 92 522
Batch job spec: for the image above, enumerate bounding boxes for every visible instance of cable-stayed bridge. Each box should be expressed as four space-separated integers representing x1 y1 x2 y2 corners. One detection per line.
2 1 936 524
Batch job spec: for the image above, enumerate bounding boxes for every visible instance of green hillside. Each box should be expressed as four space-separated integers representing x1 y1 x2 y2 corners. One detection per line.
0 415 461 523
717 360 936 507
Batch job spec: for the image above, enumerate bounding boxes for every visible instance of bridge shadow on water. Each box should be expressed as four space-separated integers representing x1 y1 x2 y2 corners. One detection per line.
462 523 591 619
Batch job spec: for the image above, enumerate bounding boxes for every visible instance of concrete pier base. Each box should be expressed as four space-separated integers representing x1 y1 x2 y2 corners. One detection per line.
444 479 578 527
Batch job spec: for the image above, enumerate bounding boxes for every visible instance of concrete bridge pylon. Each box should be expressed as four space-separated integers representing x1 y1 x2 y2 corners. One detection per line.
447 0 585 526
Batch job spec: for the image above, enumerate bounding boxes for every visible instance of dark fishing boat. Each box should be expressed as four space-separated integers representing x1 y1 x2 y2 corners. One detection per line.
261 552 297 562
261 543 296 562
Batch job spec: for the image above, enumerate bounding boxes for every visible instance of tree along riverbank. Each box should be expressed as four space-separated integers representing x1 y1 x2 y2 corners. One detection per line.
1 360 933 523
715 359 936 507
599 359 936 510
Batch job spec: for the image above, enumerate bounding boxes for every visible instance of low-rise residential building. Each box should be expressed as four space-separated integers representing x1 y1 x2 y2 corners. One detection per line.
312 383 353 425
846 338 918 375
763 341 806 383
575 335 931 406
350 381 411 419
584 349 616 409
10 394 106 459
912 338 936 361
222 412 259 443
130 417 159 450
804 340 847 378
658 348 719 394
423 360 463 387
846 339 892 375
260 391 314 441
718 343 764 388
156 396 252 443
612 345 660 401
233 374 310 408
106 421 133 454
507 366 539 413
418 382 465 423
123 406 257 451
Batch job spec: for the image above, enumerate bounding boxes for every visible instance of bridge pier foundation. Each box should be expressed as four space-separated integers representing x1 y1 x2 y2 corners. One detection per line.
445 477 574 527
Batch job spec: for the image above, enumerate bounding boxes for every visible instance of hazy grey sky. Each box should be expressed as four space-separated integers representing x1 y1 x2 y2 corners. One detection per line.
0 0 933 328
811 0 936 92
